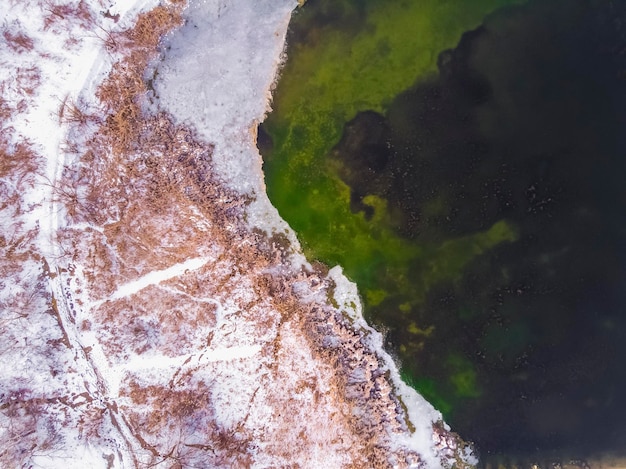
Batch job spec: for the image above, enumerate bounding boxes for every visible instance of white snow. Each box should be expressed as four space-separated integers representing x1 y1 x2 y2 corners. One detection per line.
153 0 294 192
106 256 211 301
327 265 468 467
152 0 307 254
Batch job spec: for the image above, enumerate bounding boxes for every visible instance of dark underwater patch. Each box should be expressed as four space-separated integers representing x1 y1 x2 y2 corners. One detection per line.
332 0 626 458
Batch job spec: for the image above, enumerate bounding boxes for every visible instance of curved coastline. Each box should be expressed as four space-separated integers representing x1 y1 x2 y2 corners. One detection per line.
152 0 476 466
0 0 475 466
256 0 626 465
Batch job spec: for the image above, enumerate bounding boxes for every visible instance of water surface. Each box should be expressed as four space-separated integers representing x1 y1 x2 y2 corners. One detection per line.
261 0 626 462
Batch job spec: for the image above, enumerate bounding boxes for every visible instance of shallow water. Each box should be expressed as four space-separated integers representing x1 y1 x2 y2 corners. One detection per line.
261 0 626 463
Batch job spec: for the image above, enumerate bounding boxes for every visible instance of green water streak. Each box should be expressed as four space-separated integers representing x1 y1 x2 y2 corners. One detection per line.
263 0 523 413
265 0 521 298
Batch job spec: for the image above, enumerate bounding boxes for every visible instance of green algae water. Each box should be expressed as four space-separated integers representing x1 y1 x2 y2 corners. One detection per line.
261 0 626 463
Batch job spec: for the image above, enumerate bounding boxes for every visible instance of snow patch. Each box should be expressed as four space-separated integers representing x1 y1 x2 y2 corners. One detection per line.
106 256 211 302
152 0 303 249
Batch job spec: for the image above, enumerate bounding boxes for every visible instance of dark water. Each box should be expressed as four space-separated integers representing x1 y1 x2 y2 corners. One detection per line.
262 0 626 463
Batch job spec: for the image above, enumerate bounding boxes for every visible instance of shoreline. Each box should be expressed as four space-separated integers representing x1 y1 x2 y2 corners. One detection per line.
152 0 478 465
1 0 475 466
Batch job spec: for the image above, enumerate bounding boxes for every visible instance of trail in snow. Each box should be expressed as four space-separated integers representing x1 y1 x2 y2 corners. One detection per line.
104 256 211 302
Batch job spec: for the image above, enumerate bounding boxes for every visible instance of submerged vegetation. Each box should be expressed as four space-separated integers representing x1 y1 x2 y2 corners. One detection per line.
262 0 626 460
262 0 524 425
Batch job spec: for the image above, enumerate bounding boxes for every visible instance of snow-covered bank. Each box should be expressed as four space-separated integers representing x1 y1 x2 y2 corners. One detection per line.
1 1 167 466
1 0 474 467
153 0 476 467
150 0 305 260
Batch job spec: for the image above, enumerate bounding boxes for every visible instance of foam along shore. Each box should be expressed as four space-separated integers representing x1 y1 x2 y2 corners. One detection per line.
1 0 474 466
153 0 476 466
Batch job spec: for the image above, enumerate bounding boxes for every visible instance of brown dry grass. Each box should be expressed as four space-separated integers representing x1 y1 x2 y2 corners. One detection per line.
95 5 183 155
0 139 41 187
58 97 99 126
93 282 220 359
128 5 181 51
95 60 144 153
54 2 186 227
2 30 34 53
119 376 256 468
0 140 36 177
42 0 94 31
0 96 12 122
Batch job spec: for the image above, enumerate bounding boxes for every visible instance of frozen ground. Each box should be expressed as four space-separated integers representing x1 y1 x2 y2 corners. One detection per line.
0 0 474 467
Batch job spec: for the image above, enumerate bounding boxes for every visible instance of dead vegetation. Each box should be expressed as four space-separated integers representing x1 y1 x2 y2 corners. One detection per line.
2 29 34 53
58 96 99 126
0 390 46 466
96 5 183 155
94 283 219 359
119 377 255 468
0 96 12 122
54 2 187 229
0 137 43 221
0 139 40 183
42 0 95 31
1 0 463 465
0 385 107 467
